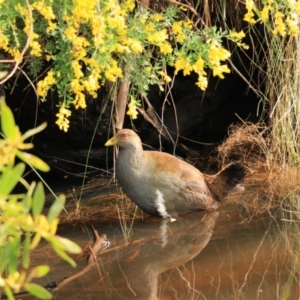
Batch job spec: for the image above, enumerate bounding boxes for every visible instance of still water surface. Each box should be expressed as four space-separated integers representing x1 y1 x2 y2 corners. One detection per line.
23 178 300 299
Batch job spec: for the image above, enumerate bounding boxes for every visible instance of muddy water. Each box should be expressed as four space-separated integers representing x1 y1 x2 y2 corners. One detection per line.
22 179 300 299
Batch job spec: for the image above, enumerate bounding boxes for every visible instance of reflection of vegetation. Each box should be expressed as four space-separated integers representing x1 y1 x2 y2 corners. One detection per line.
0 97 81 299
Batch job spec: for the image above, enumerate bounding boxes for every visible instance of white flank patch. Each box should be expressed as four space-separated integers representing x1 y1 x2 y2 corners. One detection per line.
155 189 171 218
159 220 169 248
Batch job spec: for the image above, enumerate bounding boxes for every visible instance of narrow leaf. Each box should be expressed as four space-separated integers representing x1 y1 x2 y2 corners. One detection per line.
0 99 16 139
16 150 50 172
4 286 14 300
22 122 47 141
30 265 50 278
32 182 45 218
51 244 77 268
55 236 82 254
47 194 65 223
8 235 20 274
0 163 25 196
25 283 52 299
22 233 31 269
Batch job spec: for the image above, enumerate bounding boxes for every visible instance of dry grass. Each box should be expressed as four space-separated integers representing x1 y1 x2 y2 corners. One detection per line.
217 123 300 215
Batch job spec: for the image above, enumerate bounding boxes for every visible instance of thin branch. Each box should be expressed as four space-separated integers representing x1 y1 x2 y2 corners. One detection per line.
0 0 33 85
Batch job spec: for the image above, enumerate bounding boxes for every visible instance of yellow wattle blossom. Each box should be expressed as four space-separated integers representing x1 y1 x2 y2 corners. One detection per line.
212 64 230 79
55 103 72 132
158 71 172 83
151 14 163 22
37 71 56 99
228 30 249 49
127 97 139 119
196 75 208 91
243 0 257 24
71 60 84 78
273 11 286 36
148 30 168 44
208 42 230 64
159 43 173 54
286 14 299 36
172 22 182 35
72 92 87 109
208 42 231 79
174 55 193 76
105 59 123 82
121 0 135 11
260 5 270 22
30 40 42 57
130 40 143 53
144 22 156 32
193 56 206 75
295 1 300 14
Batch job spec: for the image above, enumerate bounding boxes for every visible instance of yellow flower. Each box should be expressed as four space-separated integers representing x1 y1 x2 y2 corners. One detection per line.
37 71 56 99
126 97 139 119
174 55 192 75
193 56 206 74
55 103 72 132
144 22 156 32
260 5 270 22
158 71 172 83
295 1 300 14
148 30 168 44
30 40 42 57
286 14 299 36
105 59 123 82
182 19 192 29
72 92 87 109
172 22 182 35
159 43 172 54
71 60 84 78
212 64 230 79
196 75 208 90
244 11 256 24
273 11 286 36
208 42 230 64
151 14 163 21
130 40 143 53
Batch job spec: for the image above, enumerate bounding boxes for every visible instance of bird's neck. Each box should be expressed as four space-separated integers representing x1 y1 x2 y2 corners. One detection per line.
118 146 143 170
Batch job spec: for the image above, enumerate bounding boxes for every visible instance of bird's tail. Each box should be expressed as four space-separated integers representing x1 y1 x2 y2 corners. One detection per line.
204 163 246 201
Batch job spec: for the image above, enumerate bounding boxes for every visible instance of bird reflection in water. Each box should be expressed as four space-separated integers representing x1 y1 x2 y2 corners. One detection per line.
49 210 219 300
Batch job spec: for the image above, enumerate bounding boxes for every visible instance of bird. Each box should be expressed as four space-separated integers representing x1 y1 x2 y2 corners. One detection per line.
105 129 246 218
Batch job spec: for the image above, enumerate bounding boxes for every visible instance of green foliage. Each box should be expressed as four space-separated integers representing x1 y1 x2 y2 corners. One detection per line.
0 0 247 131
0 97 81 299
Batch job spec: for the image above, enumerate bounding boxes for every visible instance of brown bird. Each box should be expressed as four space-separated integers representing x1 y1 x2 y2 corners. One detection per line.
105 129 246 218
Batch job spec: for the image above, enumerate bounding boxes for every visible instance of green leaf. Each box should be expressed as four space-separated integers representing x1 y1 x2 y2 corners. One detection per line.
25 283 52 299
0 98 16 139
22 233 31 269
0 163 25 196
4 286 14 300
51 243 77 267
55 236 82 254
22 122 47 141
8 234 20 274
0 240 10 274
47 194 65 223
32 182 45 218
0 70 8 80
16 150 50 172
30 265 50 278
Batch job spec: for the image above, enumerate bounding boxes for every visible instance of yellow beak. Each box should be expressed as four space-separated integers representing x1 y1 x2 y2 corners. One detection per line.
105 135 118 146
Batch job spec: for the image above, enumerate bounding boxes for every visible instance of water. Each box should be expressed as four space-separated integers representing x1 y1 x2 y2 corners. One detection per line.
16 178 300 299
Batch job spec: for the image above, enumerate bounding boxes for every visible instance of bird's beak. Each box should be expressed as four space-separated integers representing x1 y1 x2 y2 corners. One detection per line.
105 135 118 146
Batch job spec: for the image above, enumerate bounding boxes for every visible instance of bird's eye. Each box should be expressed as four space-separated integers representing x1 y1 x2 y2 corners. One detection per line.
121 133 129 139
